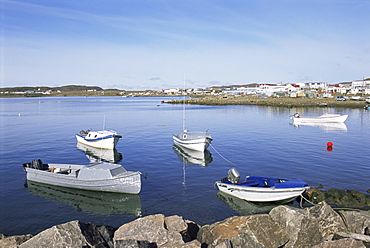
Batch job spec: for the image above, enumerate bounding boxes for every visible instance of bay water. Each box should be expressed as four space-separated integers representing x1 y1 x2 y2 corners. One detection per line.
0 96 369 236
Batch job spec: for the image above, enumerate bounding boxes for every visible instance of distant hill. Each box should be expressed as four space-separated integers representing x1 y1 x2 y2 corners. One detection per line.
0 85 103 92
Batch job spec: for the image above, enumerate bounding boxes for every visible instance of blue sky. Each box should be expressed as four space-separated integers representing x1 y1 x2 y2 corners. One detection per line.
1 0 369 90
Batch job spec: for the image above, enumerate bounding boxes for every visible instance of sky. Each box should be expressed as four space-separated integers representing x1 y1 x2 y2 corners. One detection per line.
1 0 370 90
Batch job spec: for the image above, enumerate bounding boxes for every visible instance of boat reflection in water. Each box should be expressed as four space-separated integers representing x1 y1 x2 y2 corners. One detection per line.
173 144 213 167
26 181 142 217
217 191 281 216
77 143 123 163
291 122 347 133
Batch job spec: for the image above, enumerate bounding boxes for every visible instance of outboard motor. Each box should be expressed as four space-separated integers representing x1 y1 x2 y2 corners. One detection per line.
227 167 240 184
31 159 48 170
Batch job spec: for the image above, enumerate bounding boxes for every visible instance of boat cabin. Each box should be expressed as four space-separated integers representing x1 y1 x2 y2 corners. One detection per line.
77 163 127 180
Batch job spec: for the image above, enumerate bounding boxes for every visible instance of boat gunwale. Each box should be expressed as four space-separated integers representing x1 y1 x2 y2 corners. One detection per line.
216 181 309 193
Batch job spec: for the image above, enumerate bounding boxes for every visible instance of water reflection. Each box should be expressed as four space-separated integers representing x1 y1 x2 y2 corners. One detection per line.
217 191 280 216
77 143 123 163
173 144 213 167
26 181 142 217
291 122 347 133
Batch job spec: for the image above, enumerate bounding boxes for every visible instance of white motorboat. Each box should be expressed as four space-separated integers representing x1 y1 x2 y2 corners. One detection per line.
76 129 122 149
290 113 348 124
23 159 141 194
173 78 212 152
215 168 309 203
173 130 212 152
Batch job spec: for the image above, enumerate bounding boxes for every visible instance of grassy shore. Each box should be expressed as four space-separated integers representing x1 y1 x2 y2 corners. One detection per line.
167 95 369 109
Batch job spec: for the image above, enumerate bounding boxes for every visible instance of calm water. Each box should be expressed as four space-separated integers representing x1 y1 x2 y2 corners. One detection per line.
0 96 369 236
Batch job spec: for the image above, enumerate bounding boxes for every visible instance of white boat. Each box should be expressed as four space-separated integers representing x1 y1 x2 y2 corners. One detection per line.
173 78 212 152
215 168 309 203
76 129 122 149
290 113 348 124
23 159 141 194
173 130 212 152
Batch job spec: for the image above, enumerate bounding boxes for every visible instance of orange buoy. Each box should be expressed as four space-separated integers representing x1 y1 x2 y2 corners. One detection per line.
327 142 333 147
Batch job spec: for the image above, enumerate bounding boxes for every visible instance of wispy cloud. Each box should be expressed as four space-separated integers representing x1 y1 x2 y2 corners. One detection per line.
2 0 370 89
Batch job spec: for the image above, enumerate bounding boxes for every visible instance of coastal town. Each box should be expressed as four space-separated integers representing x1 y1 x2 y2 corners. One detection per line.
1 78 370 100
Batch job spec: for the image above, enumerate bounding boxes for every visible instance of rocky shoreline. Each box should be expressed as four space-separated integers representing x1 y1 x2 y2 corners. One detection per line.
167 95 369 109
1 201 369 248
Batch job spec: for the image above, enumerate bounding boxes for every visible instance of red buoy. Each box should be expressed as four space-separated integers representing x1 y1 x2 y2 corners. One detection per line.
327 142 333 147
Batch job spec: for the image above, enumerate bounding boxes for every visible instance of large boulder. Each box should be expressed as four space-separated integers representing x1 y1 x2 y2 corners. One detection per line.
19 220 113 248
311 238 366 248
113 214 198 248
269 205 324 247
338 210 370 235
197 214 289 247
269 201 348 247
307 201 348 239
0 234 33 248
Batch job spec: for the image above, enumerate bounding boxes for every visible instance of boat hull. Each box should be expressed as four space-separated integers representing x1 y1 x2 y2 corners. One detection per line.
76 133 121 149
173 132 212 152
292 114 348 124
216 181 308 202
25 164 141 194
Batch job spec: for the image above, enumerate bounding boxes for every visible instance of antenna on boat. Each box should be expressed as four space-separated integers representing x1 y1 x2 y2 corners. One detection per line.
183 73 186 132
103 115 106 130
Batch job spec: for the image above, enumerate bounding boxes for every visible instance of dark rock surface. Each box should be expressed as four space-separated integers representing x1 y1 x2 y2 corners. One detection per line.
306 188 370 208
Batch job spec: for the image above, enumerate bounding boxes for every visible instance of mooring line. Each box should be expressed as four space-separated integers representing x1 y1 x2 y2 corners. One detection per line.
299 193 316 208
141 173 168 200
209 143 234 165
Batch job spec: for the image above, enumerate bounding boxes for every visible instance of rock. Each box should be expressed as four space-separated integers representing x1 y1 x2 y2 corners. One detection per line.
269 202 349 247
213 239 232 248
114 239 157 248
269 205 324 247
97 225 117 248
180 239 202 248
333 232 370 247
19 220 112 248
0 234 33 248
307 201 348 239
312 238 366 248
114 214 196 248
308 188 370 208
197 214 289 247
339 210 370 235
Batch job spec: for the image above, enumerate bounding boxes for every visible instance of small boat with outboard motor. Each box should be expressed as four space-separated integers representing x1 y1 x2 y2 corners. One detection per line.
23 159 141 194
215 168 309 203
76 129 122 149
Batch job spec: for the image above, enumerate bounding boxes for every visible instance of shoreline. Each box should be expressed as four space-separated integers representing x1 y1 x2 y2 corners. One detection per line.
167 95 370 109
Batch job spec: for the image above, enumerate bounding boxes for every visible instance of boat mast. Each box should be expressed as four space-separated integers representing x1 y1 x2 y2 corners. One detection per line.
183 74 186 131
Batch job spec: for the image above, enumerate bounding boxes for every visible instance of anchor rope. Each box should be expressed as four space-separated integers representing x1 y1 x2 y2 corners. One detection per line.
141 173 168 200
209 143 234 165
299 192 316 208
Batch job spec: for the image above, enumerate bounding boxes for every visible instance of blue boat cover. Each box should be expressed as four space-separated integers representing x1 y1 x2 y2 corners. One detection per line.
225 176 308 188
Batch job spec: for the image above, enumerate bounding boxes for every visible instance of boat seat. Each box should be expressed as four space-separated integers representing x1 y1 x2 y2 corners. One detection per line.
236 180 260 187
56 169 71 174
